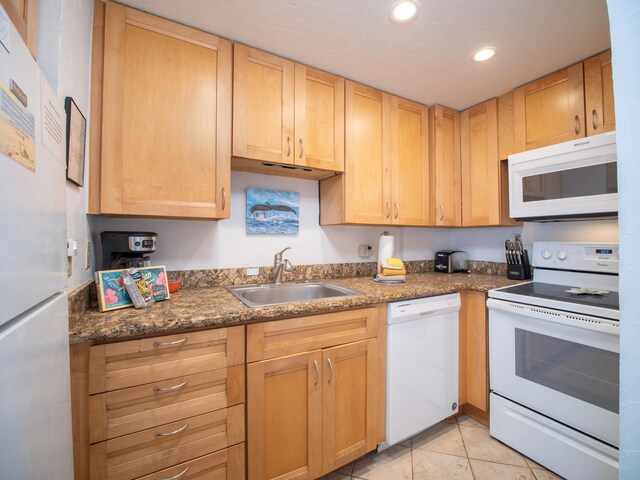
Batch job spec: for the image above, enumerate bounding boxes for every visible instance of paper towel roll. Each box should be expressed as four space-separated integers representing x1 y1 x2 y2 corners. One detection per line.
378 231 395 268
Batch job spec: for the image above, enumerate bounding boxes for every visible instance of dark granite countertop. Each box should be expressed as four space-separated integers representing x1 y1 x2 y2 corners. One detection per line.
69 272 521 344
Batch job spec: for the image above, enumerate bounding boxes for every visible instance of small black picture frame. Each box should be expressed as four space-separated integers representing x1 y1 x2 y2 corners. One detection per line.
64 96 87 186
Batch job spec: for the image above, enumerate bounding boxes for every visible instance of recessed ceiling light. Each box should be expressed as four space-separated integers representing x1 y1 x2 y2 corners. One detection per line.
391 0 419 23
473 47 496 62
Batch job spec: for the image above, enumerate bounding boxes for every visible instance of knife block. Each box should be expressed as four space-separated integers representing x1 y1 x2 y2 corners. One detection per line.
507 250 532 280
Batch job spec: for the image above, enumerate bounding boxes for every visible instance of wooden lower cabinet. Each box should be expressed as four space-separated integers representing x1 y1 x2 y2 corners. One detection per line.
458 290 489 425
322 339 378 473
246 307 385 480
71 326 246 480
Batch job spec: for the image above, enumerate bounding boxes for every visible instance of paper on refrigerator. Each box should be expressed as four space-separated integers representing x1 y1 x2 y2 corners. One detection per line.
0 78 35 170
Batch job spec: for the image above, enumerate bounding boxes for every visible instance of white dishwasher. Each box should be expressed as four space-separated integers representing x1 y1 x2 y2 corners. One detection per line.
381 293 460 449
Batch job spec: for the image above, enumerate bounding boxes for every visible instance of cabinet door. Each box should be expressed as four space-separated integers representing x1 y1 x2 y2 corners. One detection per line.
323 339 378 473
584 50 615 136
295 64 345 172
0 0 38 56
247 351 323 480
513 64 585 151
458 291 489 417
344 81 391 224
461 99 500 226
429 105 461 226
233 44 295 164
100 3 231 218
390 97 430 225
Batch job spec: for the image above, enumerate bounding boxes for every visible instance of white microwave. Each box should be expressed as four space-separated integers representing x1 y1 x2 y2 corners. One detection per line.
509 132 617 221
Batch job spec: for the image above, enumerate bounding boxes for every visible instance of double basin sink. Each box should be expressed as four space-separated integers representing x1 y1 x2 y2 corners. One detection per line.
226 281 363 308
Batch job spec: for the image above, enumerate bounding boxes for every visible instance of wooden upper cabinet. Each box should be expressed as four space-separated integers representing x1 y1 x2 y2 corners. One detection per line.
98 2 231 219
233 45 295 164
390 98 430 225
343 81 391 224
513 63 585 151
320 83 431 226
584 50 615 136
429 105 461 226
295 64 345 171
233 46 344 177
0 0 38 57
461 99 500 226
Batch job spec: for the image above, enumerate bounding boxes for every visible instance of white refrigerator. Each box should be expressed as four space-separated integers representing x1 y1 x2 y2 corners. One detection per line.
0 10 74 479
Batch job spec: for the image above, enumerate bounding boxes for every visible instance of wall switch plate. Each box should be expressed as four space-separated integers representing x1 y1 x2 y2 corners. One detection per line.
246 267 260 276
67 257 72 277
358 245 372 258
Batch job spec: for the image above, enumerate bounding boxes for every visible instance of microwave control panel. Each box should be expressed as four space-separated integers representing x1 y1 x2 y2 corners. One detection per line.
532 242 619 273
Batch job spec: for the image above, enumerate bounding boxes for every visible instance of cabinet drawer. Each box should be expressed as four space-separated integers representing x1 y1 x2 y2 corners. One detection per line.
247 308 377 362
89 327 244 394
89 365 245 443
89 404 244 480
135 443 245 480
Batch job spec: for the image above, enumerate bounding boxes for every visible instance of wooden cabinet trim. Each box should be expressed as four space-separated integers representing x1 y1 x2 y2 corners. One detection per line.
584 50 615 135
0 0 38 56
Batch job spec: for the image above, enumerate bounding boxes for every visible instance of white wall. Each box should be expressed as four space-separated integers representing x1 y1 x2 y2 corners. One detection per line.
606 0 640 477
91 171 451 270
448 220 619 262
38 0 95 290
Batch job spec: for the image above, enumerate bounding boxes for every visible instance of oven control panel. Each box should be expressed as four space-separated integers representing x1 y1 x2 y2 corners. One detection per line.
532 242 619 273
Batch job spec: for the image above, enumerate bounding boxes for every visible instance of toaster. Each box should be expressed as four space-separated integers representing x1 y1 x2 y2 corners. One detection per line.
434 250 469 273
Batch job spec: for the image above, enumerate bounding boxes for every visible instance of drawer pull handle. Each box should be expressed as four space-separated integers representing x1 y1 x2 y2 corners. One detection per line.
574 114 581 135
154 379 189 393
313 360 319 385
327 358 334 383
154 422 189 438
592 109 598 130
440 205 445 221
299 138 304 159
155 466 189 480
153 337 187 347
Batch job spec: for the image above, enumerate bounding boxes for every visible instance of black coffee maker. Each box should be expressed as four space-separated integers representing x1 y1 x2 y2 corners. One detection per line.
100 231 158 270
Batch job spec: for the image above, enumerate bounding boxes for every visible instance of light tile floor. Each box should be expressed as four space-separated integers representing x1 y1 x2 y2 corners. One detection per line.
321 414 565 480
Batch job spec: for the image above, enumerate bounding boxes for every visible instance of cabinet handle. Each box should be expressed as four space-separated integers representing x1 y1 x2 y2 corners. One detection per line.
440 205 445 221
592 109 598 131
153 337 187 347
155 466 190 480
327 358 334 383
153 379 188 393
313 360 319 385
222 187 226 211
394 202 399 220
154 422 189 438
299 139 304 159
286 136 291 157
386 202 390 219
574 114 581 135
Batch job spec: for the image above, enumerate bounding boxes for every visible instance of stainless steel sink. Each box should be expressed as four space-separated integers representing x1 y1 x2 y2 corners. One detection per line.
226 281 363 308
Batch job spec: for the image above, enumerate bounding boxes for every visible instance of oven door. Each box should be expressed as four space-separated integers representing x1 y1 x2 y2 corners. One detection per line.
488 298 619 447
509 132 617 220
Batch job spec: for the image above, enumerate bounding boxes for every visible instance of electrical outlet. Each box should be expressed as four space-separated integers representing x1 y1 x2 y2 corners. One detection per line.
246 267 260 276
85 241 91 270
358 245 372 258
67 256 72 277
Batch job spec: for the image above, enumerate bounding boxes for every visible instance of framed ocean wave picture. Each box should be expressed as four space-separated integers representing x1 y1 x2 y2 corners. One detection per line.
246 188 299 234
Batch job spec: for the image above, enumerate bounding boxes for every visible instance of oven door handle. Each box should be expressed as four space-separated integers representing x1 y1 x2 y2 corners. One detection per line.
486 298 620 337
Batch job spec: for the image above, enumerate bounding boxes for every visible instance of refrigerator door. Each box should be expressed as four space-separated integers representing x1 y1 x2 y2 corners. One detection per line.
0 292 74 479
0 17 67 326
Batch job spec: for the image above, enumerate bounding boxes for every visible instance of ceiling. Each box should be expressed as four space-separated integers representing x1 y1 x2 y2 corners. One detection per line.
117 0 611 110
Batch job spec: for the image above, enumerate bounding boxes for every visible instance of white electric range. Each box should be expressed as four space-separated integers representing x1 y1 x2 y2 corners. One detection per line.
487 242 619 480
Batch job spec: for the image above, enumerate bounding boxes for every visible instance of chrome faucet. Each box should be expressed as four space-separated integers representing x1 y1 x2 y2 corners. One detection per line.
273 247 294 284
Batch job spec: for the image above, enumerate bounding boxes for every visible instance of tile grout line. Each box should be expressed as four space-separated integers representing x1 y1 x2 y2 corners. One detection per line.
456 417 477 480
